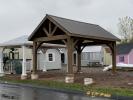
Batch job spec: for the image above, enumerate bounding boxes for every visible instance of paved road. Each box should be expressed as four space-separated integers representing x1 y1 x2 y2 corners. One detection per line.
0 83 112 100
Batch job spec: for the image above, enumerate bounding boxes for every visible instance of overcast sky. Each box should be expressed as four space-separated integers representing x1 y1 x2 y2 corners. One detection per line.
0 0 133 43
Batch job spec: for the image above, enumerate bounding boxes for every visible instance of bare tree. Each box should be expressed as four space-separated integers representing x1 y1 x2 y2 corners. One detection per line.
118 16 133 43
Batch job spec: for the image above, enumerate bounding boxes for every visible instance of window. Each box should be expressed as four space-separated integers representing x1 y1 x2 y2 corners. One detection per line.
48 53 53 61
119 56 124 62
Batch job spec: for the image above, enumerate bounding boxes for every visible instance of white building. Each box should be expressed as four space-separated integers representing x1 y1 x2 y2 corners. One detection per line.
0 35 64 78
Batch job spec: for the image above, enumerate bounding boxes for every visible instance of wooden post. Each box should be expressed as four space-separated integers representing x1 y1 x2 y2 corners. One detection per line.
77 45 81 72
112 42 116 74
76 44 86 73
108 42 116 74
67 37 73 74
33 41 37 74
31 41 38 79
65 37 74 83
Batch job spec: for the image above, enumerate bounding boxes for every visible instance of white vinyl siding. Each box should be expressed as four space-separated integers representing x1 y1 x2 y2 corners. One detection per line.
90 52 100 61
81 52 90 60
81 52 100 61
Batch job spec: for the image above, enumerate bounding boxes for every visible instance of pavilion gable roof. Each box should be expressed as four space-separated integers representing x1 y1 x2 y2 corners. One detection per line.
28 14 120 42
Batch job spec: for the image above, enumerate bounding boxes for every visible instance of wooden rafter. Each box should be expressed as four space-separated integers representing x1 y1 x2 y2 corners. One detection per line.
49 21 51 34
43 27 49 36
51 26 57 35
43 21 57 37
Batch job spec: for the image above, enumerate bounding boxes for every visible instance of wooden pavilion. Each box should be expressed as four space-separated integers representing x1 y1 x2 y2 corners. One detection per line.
28 14 120 82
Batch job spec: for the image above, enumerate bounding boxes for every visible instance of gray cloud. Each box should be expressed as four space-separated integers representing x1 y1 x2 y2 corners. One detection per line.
0 0 133 42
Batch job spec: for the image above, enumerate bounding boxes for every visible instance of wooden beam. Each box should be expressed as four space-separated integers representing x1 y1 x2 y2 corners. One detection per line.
36 41 44 50
43 27 49 36
34 35 68 42
49 21 51 34
73 40 78 46
51 26 57 35
73 37 112 44
74 40 84 51
81 41 107 46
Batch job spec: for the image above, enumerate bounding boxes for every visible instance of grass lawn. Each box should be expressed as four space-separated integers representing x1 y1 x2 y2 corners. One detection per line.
0 77 133 97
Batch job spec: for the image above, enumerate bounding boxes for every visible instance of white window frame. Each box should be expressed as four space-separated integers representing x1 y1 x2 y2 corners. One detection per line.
47 53 55 62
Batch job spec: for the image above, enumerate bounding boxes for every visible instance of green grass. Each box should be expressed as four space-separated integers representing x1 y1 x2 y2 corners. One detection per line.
0 77 133 97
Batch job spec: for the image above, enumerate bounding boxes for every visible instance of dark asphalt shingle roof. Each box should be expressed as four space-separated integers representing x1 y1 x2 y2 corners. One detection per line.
29 14 120 41
49 15 120 41
117 43 133 55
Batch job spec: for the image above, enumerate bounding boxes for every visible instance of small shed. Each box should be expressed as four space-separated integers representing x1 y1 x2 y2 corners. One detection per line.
117 43 133 64
28 14 120 81
81 46 103 66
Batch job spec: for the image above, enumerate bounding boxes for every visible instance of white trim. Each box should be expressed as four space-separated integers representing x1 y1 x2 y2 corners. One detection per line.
21 46 27 76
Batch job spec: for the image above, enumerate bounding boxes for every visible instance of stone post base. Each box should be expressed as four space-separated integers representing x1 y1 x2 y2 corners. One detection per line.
31 74 39 80
0 73 5 77
21 74 27 80
84 78 94 85
65 74 74 83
